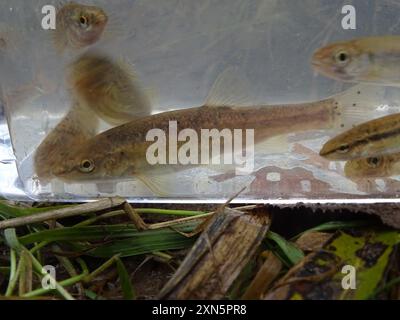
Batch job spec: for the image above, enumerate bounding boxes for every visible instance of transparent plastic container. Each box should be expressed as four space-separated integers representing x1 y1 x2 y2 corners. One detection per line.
1 0 400 203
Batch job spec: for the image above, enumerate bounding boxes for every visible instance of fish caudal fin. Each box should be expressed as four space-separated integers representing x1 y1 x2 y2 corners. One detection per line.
333 84 388 130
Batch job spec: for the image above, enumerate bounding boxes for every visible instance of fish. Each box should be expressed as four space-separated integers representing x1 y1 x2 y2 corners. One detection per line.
50 69 376 195
51 101 340 194
34 101 99 182
68 52 152 125
319 113 400 161
54 2 108 53
312 36 400 86
344 153 400 179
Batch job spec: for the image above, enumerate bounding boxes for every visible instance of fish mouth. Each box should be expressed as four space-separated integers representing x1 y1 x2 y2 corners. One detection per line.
319 146 343 160
310 59 323 70
311 60 335 78
319 148 332 158
311 58 323 68
319 142 333 158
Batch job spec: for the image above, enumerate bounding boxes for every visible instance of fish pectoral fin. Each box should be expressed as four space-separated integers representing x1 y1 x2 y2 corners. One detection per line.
136 172 172 197
204 66 253 107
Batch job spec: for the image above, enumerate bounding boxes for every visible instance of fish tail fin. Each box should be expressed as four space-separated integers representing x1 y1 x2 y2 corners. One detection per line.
332 84 387 130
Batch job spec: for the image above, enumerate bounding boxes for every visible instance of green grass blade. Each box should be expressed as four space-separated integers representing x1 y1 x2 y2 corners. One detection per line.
19 222 199 245
3 228 74 300
79 231 197 258
266 231 304 266
116 258 135 300
23 273 87 298
0 201 70 219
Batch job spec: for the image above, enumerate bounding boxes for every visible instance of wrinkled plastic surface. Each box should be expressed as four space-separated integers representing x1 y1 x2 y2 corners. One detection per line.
2 0 400 202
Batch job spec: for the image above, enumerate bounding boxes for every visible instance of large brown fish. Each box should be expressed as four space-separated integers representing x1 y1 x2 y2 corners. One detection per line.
51 78 373 195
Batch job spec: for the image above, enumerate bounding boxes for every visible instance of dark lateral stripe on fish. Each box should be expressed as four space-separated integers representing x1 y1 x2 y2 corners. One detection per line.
322 125 400 156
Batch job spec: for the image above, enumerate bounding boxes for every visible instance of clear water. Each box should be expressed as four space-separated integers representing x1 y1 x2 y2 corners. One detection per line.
2 0 400 202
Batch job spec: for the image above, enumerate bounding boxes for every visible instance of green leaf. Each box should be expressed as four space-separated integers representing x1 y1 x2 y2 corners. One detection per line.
82 231 196 258
85 289 100 300
266 230 400 300
3 229 75 300
116 258 135 300
19 222 199 244
4 228 22 252
0 201 70 219
266 231 304 266
328 230 399 300
17 222 199 258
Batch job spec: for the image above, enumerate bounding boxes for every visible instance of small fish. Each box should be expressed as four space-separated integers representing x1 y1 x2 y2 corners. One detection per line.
320 113 400 161
312 36 400 86
344 153 400 179
51 69 374 195
34 101 99 182
68 52 152 125
54 2 108 53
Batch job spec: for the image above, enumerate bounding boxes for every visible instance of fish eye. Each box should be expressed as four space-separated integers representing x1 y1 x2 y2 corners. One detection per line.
79 159 95 173
337 144 350 154
334 50 350 65
367 157 381 168
79 15 89 27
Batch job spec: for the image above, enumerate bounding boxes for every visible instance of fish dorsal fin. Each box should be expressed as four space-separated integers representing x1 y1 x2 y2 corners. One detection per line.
205 67 253 107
